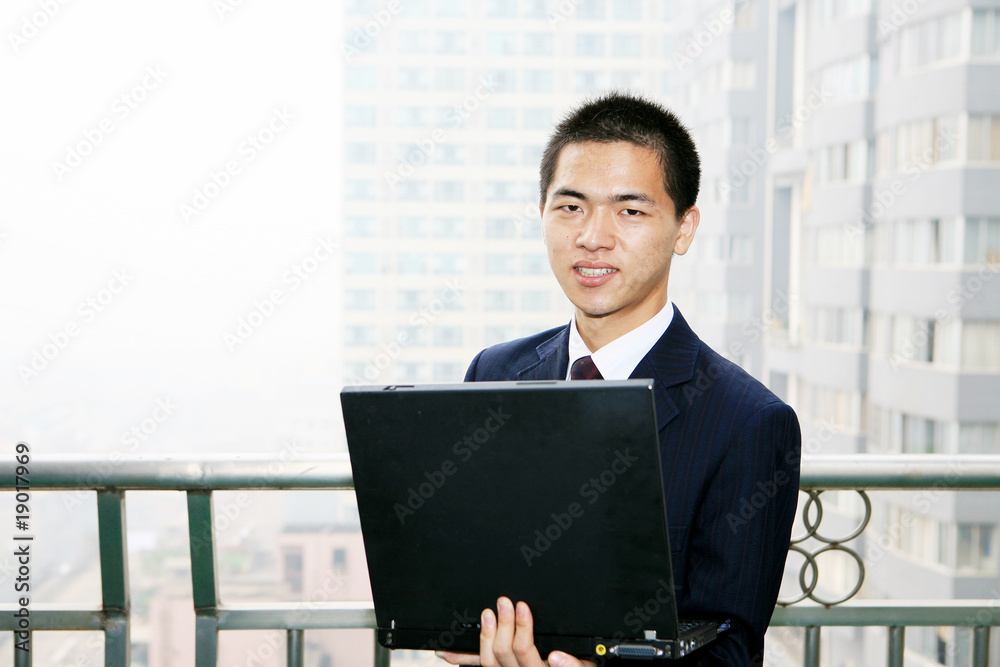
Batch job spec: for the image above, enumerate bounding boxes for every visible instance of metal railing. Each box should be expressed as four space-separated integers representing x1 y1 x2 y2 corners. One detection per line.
2 454 999 666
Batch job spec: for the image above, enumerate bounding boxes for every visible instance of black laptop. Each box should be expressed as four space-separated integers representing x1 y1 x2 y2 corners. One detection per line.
340 380 727 660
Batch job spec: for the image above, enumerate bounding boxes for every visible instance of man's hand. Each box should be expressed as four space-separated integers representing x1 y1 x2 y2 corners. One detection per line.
436 597 596 667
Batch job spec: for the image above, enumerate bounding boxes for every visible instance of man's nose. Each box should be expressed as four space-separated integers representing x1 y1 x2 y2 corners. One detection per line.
576 208 615 251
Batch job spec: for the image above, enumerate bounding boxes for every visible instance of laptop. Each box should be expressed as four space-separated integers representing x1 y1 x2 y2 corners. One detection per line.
340 380 727 660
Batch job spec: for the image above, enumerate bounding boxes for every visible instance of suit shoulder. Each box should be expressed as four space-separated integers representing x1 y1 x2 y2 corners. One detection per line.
693 341 789 413
466 324 566 381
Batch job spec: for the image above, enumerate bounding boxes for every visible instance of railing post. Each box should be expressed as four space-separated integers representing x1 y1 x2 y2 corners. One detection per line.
972 626 990 667
887 626 904 667
287 629 304 667
14 633 31 667
188 491 221 667
374 633 391 667
803 626 820 667
97 490 130 667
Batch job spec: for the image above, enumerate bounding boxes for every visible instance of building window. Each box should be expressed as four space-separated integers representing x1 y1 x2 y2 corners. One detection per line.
434 68 465 92
396 181 428 201
283 548 303 593
486 108 517 129
485 290 515 311
435 0 465 18
434 31 466 54
890 218 962 265
434 181 464 201
889 316 959 366
523 108 552 130
971 9 1000 57
346 66 377 91
397 30 430 54
397 67 430 91
486 218 516 238
967 116 1000 162
397 290 427 310
964 217 1000 264
485 69 516 93
433 253 466 274
433 326 463 347
611 34 641 58
961 321 1000 370
958 422 1000 454
485 326 513 345
523 32 554 56
398 217 428 238
485 0 517 19
433 217 465 238
397 325 427 347
397 253 427 275
486 145 518 166
612 0 642 20
344 326 376 347
575 0 606 20
344 289 376 310
345 253 377 274
397 362 425 383
523 70 554 93
957 524 999 573
397 106 428 127
433 362 464 382
345 217 377 238
485 181 518 202
486 32 518 56
486 254 516 275
332 548 347 575
575 34 606 57
521 291 550 311
345 105 376 127
434 145 466 165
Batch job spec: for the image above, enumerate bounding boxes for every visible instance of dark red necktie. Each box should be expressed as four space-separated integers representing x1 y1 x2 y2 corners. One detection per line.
570 355 603 380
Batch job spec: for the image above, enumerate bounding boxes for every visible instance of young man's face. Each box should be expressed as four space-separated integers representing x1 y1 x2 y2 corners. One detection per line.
540 141 698 344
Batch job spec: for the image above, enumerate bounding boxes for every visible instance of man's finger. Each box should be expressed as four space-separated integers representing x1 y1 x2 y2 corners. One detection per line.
492 597 517 666
435 650 481 666
479 607 498 667
511 601 545 665
546 652 596 667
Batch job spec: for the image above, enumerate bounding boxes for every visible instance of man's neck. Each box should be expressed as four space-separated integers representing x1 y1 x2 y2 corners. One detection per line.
575 298 669 352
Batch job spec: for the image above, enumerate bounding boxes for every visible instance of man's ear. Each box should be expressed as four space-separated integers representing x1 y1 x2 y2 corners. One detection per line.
672 206 699 256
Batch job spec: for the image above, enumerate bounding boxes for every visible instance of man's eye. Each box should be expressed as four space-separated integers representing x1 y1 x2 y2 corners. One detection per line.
623 209 643 216
561 204 582 213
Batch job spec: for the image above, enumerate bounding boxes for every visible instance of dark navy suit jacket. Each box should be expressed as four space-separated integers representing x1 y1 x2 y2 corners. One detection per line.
464 306 801 666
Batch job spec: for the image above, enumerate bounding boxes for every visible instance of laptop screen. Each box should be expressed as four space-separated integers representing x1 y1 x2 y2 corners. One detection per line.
342 380 680 655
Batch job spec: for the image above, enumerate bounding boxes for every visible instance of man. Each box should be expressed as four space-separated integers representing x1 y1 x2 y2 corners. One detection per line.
438 92 801 667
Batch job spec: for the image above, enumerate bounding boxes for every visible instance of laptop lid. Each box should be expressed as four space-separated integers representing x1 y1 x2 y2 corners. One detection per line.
341 380 683 656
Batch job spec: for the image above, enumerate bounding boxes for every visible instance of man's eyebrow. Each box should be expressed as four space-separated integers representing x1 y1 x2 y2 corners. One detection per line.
609 192 654 204
551 188 587 200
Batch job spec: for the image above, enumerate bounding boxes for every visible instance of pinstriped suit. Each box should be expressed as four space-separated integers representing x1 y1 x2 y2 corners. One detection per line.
464 306 801 666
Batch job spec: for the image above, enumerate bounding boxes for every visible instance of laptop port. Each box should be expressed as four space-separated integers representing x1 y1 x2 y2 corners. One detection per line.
612 643 660 659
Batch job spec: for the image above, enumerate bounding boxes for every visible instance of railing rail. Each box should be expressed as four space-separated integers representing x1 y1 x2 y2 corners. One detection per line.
2 454 999 667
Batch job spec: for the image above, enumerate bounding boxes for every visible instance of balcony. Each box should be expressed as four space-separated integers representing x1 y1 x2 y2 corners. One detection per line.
2 455 999 667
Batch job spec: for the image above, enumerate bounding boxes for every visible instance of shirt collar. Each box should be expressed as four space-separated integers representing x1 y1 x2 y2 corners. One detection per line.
566 300 675 380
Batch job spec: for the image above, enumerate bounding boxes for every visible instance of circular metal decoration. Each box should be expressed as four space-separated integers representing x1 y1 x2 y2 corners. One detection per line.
779 490 870 606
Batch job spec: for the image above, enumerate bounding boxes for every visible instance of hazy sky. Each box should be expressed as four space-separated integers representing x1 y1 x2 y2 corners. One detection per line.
2 0 344 454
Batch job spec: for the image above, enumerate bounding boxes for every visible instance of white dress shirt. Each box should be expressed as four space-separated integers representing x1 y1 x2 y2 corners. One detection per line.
566 300 675 380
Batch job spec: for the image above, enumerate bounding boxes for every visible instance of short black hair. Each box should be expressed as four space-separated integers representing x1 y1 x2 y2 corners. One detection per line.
539 92 700 217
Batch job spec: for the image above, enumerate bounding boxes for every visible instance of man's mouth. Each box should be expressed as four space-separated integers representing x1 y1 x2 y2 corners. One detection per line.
575 267 618 277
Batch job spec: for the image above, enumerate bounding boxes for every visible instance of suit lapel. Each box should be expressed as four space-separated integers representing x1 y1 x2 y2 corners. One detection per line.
515 325 570 381
629 306 701 432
